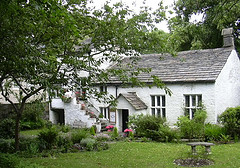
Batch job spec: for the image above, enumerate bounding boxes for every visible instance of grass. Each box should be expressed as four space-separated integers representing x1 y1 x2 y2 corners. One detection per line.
20 129 43 136
21 141 240 168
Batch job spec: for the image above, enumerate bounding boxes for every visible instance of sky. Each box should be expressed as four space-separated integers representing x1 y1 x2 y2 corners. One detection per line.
90 0 176 32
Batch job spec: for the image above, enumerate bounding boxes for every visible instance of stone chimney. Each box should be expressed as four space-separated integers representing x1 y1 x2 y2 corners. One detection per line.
221 28 234 48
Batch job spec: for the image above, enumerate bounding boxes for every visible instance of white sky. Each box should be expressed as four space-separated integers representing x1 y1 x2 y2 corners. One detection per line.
90 0 176 32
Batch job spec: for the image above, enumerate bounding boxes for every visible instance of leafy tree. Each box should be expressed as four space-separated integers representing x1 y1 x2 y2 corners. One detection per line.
168 0 240 51
0 0 168 150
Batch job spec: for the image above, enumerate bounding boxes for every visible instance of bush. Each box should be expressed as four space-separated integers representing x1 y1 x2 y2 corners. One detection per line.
57 134 73 153
80 138 96 151
90 126 96 136
204 123 226 142
128 114 177 141
19 136 39 156
0 139 15 153
129 115 165 138
0 153 19 168
0 118 15 139
21 100 45 130
38 126 59 150
111 127 119 139
80 138 109 151
219 106 240 137
177 109 207 139
71 129 90 144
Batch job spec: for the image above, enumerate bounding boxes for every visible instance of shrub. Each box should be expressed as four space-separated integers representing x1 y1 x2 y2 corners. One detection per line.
80 138 109 151
38 126 59 150
129 115 165 139
90 126 96 136
18 136 40 156
219 106 240 137
112 127 119 139
57 134 73 153
177 109 207 139
21 100 45 130
0 153 19 168
0 118 15 139
80 138 96 151
204 123 226 141
71 129 90 144
94 133 111 141
0 139 15 153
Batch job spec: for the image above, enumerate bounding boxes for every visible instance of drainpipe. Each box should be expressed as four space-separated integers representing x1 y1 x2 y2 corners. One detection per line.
115 85 118 98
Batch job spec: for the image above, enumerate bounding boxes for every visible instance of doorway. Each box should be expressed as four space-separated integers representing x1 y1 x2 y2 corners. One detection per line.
53 109 65 125
122 109 129 132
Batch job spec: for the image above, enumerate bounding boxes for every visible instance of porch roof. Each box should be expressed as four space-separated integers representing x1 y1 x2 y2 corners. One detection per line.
118 92 147 110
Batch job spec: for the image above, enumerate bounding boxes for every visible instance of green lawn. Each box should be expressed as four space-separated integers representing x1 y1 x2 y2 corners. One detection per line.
22 142 240 168
20 129 43 136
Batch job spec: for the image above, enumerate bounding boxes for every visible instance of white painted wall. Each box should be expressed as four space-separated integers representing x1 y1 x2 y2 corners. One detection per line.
90 82 216 127
50 95 96 127
215 50 240 120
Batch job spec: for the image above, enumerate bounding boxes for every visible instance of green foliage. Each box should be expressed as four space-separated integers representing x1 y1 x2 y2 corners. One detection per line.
71 129 90 144
177 109 207 139
59 125 71 133
220 134 231 144
219 106 240 137
0 118 15 139
112 127 119 139
129 114 177 142
21 101 45 130
90 126 96 136
0 153 20 168
204 123 226 142
0 0 168 151
57 134 73 153
38 126 59 150
80 138 109 151
169 0 240 51
80 138 96 151
0 139 15 153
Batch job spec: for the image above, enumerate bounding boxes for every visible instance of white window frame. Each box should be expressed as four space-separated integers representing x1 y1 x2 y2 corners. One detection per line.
184 94 202 119
150 95 166 118
100 107 109 119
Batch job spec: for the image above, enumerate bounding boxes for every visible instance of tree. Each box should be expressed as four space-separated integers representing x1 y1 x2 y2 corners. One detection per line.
0 0 168 150
168 0 240 51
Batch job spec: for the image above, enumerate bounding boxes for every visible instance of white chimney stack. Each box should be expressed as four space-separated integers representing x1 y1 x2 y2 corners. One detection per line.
221 28 234 48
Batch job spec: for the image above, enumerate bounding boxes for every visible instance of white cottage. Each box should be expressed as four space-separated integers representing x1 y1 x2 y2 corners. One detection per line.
90 28 240 132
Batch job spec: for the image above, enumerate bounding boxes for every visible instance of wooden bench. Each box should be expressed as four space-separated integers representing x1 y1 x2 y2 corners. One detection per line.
187 142 215 155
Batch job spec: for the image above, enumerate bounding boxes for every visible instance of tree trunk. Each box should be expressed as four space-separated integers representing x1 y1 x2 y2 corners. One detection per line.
15 113 21 151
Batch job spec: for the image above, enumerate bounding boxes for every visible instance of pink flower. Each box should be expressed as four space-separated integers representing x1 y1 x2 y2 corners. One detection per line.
107 129 112 132
124 129 133 133
106 125 114 129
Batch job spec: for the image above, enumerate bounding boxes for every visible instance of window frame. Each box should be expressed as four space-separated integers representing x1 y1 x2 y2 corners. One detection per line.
150 95 166 118
99 107 109 119
184 94 202 119
100 85 107 93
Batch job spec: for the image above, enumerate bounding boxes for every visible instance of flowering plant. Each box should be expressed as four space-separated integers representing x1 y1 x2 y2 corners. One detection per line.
106 125 114 132
124 128 133 138
124 129 133 133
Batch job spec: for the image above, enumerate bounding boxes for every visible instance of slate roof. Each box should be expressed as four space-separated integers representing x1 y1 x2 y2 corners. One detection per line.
109 47 233 83
118 92 147 110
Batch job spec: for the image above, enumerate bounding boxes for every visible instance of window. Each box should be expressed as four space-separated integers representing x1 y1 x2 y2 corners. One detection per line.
100 86 107 93
100 107 109 119
184 95 202 119
151 95 166 118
